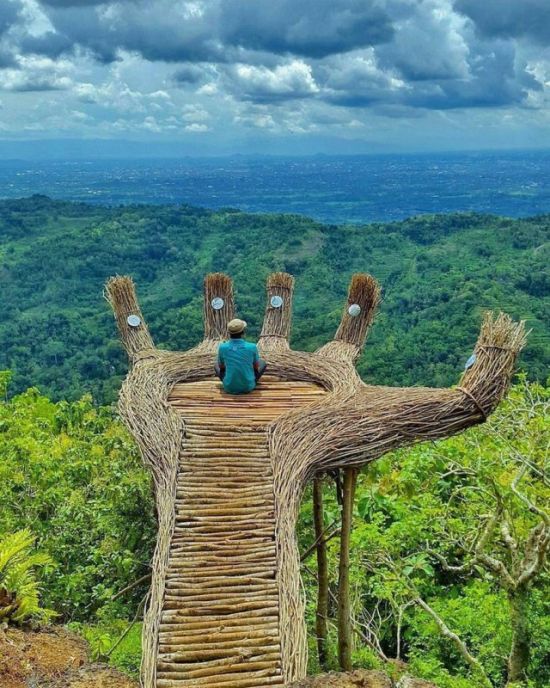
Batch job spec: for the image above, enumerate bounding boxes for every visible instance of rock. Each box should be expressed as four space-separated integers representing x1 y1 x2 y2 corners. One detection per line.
396 676 438 688
286 669 392 687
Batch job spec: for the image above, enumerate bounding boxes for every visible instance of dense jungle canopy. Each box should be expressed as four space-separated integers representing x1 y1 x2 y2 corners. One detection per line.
0 196 548 402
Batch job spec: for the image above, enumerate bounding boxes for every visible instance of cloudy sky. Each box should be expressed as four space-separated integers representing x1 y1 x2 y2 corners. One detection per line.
0 0 549 154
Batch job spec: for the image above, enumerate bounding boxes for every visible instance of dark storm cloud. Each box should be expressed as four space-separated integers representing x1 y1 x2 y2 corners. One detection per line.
323 34 541 111
4 0 547 111
0 0 22 36
0 50 16 68
219 0 394 58
173 64 209 85
0 0 23 71
32 0 394 64
376 1 470 83
33 2 222 64
7 77 69 92
455 0 550 45
19 31 76 60
39 0 123 6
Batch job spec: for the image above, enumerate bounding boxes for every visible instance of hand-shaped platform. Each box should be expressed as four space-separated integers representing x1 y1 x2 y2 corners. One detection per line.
106 272 526 688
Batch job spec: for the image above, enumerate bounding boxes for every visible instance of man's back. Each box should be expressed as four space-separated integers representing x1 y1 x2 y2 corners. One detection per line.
218 339 259 394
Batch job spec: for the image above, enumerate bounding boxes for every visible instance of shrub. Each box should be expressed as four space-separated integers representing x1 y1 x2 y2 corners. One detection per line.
0 530 55 624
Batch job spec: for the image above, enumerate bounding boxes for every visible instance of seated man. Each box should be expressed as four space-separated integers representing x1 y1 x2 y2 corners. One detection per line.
215 319 267 394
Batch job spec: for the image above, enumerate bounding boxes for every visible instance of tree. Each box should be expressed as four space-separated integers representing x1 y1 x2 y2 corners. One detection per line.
344 381 548 688
425 383 549 687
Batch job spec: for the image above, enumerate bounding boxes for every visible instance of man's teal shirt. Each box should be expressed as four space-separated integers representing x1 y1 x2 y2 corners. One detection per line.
217 339 260 394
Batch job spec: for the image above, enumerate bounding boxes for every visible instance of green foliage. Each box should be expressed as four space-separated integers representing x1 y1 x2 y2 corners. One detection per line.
0 197 548 402
299 382 549 687
0 377 156 622
70 620 143 678
0 529 55 624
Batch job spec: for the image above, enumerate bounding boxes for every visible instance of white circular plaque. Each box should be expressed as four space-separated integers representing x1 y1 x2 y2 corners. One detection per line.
465 353 477 370
211 297 224 310
348 303 361 317
270 295 283 308
127 314 141 328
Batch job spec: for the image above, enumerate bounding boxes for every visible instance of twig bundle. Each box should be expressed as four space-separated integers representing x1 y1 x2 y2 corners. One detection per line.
260 272 295 352
317 274 381 364
203 273 235 341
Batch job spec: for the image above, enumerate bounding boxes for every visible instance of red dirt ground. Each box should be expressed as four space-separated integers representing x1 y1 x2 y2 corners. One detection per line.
0 627 436 688
0 626 137 688
287 670 393 687
287 670 437 687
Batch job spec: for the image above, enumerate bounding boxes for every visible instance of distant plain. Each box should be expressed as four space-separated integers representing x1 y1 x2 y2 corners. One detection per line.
1 150 549 224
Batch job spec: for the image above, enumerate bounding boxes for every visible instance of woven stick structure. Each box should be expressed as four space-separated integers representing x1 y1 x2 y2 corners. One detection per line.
105 271 526 688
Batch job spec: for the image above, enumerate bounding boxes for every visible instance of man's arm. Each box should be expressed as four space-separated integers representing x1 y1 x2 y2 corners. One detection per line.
253 345 266 381
216 346 226 380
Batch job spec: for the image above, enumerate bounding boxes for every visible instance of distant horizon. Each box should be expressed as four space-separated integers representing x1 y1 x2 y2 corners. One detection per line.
1 138 550 161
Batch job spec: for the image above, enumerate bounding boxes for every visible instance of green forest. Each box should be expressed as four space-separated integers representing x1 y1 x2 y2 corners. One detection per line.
1 374 548 687
0 197 548 687
0 196 548 402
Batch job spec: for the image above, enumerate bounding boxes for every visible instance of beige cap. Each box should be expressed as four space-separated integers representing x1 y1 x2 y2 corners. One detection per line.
228 318 247 334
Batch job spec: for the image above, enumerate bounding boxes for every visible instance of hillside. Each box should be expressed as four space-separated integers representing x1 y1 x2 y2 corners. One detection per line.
0 195 548 402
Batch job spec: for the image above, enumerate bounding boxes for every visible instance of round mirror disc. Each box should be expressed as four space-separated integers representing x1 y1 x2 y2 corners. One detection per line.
465 353 477 370
127 314 141 328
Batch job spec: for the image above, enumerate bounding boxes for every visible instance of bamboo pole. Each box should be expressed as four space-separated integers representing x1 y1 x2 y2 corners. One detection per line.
337 467 358 671
313 477 330 670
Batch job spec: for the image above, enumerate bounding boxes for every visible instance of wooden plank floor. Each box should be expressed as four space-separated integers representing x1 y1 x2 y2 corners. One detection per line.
157 379 325 688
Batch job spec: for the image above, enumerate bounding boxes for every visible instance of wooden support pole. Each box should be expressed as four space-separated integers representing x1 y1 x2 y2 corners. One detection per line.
105 276 155 360
259 272 294 352
313 476 329 670
337 467 358 671
203 273 235 341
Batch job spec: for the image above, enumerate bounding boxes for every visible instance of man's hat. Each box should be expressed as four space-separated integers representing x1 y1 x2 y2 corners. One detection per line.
228 318 247 334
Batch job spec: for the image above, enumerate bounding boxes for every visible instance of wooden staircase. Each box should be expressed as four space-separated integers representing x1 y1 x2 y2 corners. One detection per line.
157 379 325 688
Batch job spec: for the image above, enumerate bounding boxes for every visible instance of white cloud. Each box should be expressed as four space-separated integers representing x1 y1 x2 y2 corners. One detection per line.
197 82 218 96
0 54 73 91
141 115 161 132
229 60 319 101
185 122 209 132
0 0 547 149
182 105 210 122
377 0 470 81
233 111 277 129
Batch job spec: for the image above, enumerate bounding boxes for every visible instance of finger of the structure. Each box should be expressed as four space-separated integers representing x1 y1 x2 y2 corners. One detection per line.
203 273 235 341
105 276 155 360
456 311 527 418
317 273 381 364
259 272 295 352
